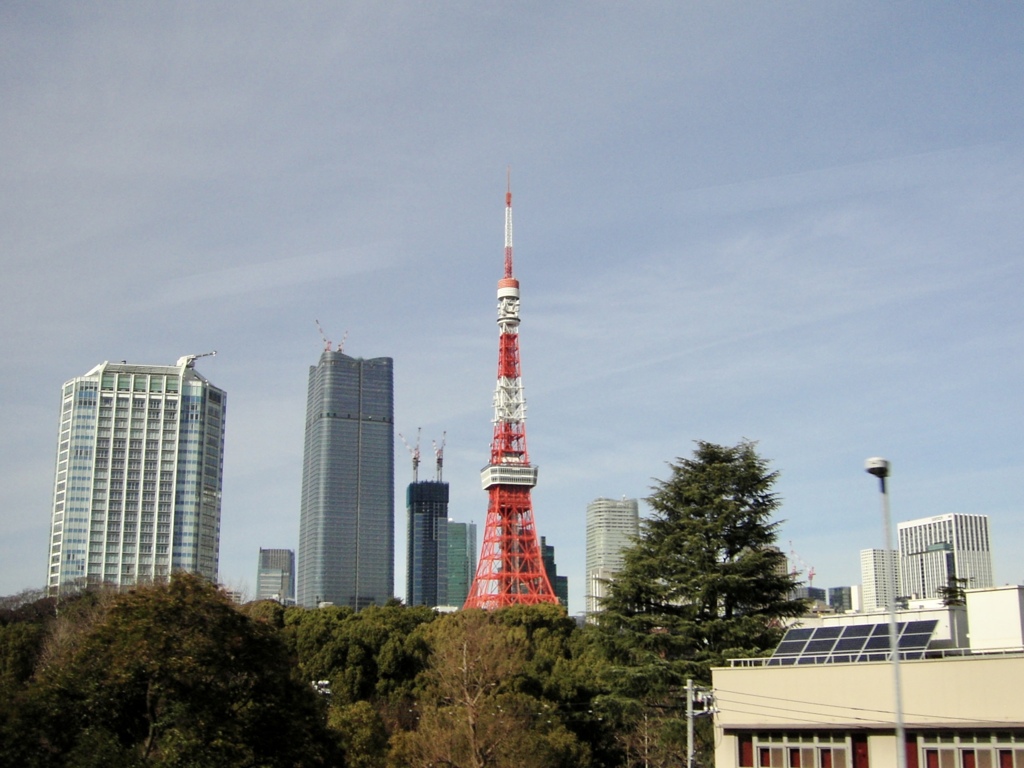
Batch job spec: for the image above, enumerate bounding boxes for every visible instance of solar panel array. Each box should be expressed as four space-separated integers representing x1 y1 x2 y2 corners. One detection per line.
767 620 938 665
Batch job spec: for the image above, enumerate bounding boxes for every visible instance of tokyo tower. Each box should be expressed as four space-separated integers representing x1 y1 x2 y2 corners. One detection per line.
464 175 558 610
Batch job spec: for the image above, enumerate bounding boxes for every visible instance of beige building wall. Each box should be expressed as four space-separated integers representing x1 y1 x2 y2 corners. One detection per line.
714 655 1024 768
966 586 1024 652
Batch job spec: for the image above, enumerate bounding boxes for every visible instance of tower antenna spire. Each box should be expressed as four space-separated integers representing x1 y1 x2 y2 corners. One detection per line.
504 165 514 279
464 174 557 610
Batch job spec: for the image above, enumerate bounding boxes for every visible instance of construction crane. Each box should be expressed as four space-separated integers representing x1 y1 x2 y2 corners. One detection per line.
399 428 422 482
315 319 348 354
432 431 446 482
788 541 816 586
176 351 217 368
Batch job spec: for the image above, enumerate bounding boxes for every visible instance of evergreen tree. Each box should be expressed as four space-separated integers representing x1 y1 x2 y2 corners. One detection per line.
597 441 804 766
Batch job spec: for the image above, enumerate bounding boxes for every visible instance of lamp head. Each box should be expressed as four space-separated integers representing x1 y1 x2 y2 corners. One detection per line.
865 457 890 479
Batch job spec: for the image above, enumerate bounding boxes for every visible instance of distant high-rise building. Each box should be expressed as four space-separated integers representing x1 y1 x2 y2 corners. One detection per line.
46 357 226 594
828 586 853 613
446 520 477 607
793 586 828 604
540 536 569 608
585 497 640 615
257 548 295 603
297 349 394 609
406 480 449 607
860 549 899 611
898 513 994 600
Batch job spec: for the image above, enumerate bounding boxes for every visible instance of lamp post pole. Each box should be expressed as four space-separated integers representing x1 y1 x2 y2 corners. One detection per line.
866 457 907 768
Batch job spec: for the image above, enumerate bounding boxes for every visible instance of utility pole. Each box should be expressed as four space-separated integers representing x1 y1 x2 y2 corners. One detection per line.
687 678 695 768
686 678 716 768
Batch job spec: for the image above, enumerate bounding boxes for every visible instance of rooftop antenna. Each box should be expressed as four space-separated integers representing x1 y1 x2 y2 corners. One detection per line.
399 428 422 482
432 431 447 482
176 351 217 368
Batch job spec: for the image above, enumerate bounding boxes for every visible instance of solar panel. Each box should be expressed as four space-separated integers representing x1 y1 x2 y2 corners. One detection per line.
771 620 938 665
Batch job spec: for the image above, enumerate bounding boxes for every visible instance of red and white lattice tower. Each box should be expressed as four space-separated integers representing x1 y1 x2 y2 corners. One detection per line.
463 176 558 610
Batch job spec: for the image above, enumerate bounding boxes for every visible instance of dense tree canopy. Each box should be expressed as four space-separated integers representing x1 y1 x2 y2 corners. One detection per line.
0 574 339 768
0 441 804 768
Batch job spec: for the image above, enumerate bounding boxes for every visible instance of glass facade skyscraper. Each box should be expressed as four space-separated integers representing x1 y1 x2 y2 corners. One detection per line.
256 547 295 603
540 536 569 608
47 358 226 594
297 350 394 609
585 497 639 615
446 520 477 607
406 480 449 607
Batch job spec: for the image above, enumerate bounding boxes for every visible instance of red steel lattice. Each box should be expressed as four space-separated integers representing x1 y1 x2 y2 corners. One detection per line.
464 177 557 610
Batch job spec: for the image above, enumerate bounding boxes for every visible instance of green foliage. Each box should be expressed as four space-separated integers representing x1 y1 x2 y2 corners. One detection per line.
238 598 287 628
597 440 804 767
284 601 438 706
938 576 969 607
0 440 811 768
0 621 48 693
601 440 803 681
329 700 389 768
389 608 592 768
1 573 339 767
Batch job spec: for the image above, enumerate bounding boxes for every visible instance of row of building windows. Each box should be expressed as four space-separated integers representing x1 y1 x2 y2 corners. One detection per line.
740 733 1024 768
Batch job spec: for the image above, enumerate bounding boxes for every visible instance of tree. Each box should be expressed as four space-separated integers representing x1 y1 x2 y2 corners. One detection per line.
389 609 591 768
3 573 340 767
597 441 805 766
938 576 969 607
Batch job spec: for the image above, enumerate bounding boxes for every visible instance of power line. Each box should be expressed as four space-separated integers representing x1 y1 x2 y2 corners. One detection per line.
714 687 1024 726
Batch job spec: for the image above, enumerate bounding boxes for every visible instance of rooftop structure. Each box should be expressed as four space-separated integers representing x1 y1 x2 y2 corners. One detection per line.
714 586 1024 768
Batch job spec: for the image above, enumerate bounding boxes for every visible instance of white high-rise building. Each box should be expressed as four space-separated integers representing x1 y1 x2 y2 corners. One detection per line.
585 497 639 615
47 357 226 594
860 548 899 611
898 513 994 600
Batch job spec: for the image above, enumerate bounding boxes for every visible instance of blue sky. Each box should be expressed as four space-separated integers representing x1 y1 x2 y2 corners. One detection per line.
2 4 1022 613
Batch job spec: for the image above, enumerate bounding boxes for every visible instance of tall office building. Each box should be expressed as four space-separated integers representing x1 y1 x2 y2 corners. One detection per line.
540 536 569 608
446 520 477 607
828 586 853 614
860 549 899 611
297 349 394 609
585 497 640 615
406 480 449 607
47 357 226 594
898 514 994 600
256 548 295 603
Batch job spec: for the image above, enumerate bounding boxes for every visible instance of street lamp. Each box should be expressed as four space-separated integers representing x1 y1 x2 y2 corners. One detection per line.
865 457 906 768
